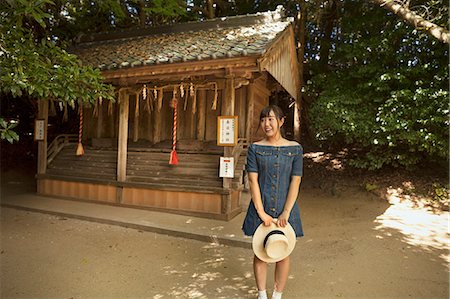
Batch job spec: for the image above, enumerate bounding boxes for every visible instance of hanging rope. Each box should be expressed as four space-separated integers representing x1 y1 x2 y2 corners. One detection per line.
169 92 179 165
190 83 197 114
211 82 218 110
76 102 84 156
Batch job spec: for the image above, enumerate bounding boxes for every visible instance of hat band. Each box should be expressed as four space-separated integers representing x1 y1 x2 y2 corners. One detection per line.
263 230 285 248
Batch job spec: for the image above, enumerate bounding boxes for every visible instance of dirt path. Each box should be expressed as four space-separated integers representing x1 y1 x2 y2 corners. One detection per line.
1 184 448 298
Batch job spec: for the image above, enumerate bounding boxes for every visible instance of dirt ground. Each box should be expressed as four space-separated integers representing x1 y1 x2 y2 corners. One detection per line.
0 154 449 298
1 186 448 298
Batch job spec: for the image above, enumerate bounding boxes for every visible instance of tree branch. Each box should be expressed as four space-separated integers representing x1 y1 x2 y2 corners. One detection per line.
373 0 449 44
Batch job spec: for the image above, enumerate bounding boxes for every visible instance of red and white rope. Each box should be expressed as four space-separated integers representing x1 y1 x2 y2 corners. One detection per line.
172 100 177 151
78 104 83 144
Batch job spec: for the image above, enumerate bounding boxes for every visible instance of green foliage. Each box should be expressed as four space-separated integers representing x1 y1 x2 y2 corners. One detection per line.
53 0 187 33
0 0 115 105
432 183 449 205
365 183 378 192
306 1 449 170
0 117 20 143
0 26 115 105
143 0 187 18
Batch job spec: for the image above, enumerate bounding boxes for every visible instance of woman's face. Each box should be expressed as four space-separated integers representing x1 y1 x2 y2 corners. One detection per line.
260 110 283 138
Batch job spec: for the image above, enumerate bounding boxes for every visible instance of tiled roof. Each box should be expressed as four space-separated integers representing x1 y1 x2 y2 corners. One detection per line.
73 8 293 71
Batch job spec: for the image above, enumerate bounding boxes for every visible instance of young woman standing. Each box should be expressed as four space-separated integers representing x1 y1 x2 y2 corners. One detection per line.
242 105 304 299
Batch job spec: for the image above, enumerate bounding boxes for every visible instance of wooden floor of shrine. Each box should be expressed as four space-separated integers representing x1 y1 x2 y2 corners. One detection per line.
37 139 247 220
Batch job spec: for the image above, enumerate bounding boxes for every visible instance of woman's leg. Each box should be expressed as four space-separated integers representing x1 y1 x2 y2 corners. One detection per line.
253 255 268 291
274 256 290 292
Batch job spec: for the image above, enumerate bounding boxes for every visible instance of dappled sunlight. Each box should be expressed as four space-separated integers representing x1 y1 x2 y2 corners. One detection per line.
152 242 255 298
191 272 221 281
199 256 225 268
303 150 347 170
226 22 287 41
163 266 188 276
374 187 449 266
210 226 224 231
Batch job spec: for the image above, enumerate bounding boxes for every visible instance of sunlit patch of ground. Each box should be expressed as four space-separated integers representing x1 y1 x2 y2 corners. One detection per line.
374 187 449 267
303 150 348 170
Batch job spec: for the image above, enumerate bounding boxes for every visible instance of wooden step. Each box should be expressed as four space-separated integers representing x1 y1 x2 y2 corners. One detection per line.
127 161 219 170
126 167 218 177
127 175 223 187
49 160 117 169
45 169 116 180
47 144 245 190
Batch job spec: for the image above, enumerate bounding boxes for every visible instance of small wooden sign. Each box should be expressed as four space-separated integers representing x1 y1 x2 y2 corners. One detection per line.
217 116 238 146
219 157 234 178
34 119 45 141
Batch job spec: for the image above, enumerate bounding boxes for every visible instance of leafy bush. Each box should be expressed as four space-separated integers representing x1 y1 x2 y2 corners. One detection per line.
306 2 449 170
0 118 19 143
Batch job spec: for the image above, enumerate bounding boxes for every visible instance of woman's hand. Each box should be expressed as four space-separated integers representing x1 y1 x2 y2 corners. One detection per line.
258 211 274 226
277 210 290 227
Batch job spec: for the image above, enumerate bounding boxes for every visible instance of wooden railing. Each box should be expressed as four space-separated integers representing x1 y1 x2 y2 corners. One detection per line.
47 134 78 165
231 138 248 172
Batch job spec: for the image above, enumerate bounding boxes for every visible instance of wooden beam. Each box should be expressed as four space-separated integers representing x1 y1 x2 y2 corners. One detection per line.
37 99 49 175
237 87 246 137
189 102 196 139
222 74 235 191
196 89 206 141
110 102 116 138
293 102 301 142
153 99 162 144
245 82 255 142
221 74 235 116
117 90 129 182
96 100 103 138
148 106 153 143
102 56 259 81
133 94 139 142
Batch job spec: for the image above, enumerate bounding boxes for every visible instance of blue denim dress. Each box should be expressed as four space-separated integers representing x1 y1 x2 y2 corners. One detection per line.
242 144 304 237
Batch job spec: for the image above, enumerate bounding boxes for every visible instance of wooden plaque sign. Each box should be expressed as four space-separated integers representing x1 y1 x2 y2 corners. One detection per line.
217 116 238 146
34 119 45 141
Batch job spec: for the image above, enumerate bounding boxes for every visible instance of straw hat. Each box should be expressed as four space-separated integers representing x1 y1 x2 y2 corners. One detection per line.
252 220 296 263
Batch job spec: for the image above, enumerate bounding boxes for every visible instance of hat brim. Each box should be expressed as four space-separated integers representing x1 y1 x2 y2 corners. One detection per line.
252 221 296 263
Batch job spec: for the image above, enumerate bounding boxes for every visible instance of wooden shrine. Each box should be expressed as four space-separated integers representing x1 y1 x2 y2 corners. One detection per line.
35 8 300 220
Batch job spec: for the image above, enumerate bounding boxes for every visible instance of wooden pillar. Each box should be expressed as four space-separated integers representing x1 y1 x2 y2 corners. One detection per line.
133 94 139 142
148 107 153 143
153 104 161 144
96 100 103 138
245 82 255 142
110 102 116 138
293 101 300 142
196 89 206 141
37 99 49 175
117 90 129 182
222 75 235 193
189 105 196 139
221 75 235 116
238 87 246 138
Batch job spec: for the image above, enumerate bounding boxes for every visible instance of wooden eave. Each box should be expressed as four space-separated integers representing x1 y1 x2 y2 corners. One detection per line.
102 56 261 86
257 24 300 100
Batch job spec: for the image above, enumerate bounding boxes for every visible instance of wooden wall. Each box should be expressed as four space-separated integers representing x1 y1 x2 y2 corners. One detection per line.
249 80 270 142
37 178 242 219
83 85 254 145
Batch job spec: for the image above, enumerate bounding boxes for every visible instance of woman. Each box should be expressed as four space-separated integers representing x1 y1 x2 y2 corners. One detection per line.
242 105 303 299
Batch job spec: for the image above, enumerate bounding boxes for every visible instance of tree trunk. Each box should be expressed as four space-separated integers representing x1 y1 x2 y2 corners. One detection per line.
207 0 215 19
294 0 307 142
138 0 146 27
296 1 307 89
373 0 449 43
318 1 337 71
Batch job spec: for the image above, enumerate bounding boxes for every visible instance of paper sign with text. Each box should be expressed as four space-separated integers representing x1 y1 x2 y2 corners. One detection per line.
219 157 234 178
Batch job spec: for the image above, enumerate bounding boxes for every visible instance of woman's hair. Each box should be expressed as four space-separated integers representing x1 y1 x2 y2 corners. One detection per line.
258 105 286 137
259 105 285 121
